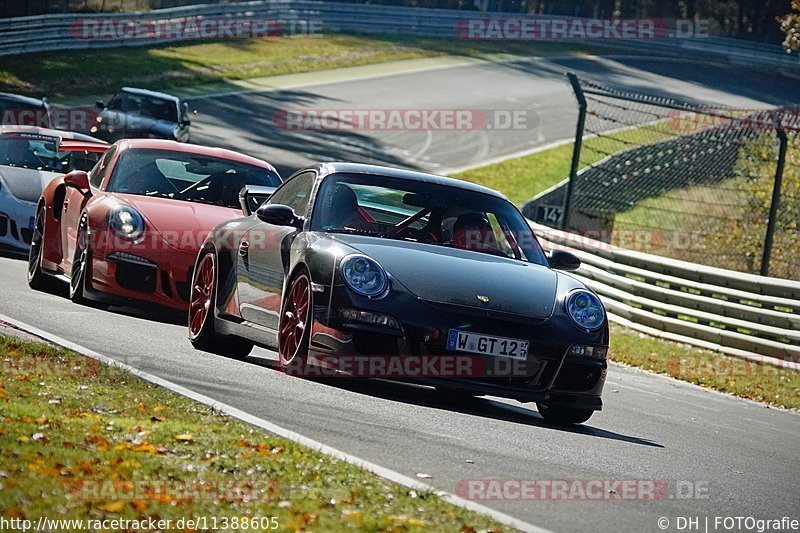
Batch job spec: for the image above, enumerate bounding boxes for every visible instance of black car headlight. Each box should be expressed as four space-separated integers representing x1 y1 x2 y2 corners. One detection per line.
566 290 605 331
340 254 388 298
108 205 144 240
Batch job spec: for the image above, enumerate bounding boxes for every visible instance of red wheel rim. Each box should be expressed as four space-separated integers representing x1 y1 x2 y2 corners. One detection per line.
189 254 214 339
279 275 310 362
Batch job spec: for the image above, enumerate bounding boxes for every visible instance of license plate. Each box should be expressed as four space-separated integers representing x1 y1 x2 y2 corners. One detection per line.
447 329 528 360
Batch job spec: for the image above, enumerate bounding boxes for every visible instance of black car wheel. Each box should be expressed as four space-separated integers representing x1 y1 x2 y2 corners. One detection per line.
69 217 90 304
189 252 253 358
536 402 594 425
279 270 312 373
27 207 54 292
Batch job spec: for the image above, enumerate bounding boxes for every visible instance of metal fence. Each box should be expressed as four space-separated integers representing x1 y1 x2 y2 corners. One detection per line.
530 220 800 369
0 0 797 71
524 74 800 280
0 0 224 17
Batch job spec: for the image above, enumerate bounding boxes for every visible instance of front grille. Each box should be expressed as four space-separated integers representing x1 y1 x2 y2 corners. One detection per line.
9 219 18 240
0 214 7 236
20 227 32 244
353 331 400 356
553 362 603 392
109 253 157 293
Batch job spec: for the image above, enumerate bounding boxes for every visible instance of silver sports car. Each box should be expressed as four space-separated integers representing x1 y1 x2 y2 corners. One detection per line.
0 126 107 253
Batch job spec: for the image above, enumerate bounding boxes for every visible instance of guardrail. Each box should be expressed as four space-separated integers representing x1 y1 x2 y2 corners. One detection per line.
529 220 800 370
0 0 797 71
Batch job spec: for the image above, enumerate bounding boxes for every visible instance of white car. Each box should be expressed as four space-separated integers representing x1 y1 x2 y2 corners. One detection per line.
0 126 107 253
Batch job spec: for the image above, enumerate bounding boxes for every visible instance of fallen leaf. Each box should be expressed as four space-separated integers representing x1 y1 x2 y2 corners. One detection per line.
99 501 124 513
6 507 25 519
415 472 432 479
174 433 193 442
128 441 162 454
131 500 148 512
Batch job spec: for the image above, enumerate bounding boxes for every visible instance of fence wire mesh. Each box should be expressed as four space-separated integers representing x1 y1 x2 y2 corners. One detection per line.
556 76 799 280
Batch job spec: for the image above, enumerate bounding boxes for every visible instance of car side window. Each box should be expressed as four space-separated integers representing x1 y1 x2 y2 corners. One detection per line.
268 171 316 217
89 146 116 189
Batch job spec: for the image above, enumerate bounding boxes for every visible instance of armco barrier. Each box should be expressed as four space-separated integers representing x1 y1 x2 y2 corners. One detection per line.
529 220 800 370
0 0 797 71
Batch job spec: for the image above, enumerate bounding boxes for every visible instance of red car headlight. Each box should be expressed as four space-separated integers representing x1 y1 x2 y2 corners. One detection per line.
108 206 145 240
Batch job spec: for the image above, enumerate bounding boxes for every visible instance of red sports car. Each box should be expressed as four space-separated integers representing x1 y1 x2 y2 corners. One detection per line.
27 139 281 311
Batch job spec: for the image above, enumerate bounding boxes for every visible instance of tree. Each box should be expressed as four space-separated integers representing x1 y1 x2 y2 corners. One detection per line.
778 0 800 50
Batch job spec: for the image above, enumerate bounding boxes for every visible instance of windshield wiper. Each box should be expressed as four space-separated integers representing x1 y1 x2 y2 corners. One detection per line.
328 227 386 238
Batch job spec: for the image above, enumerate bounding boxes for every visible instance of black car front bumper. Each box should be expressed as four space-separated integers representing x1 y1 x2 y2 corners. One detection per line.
307 289 608 410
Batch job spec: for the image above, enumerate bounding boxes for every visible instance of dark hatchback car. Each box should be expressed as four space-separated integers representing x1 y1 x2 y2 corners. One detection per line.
188 163 609 424
91 87 191 143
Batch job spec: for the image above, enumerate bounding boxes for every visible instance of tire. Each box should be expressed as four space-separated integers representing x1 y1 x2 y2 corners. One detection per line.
536 402 594 425
188 252 253 358
278 270 312 374
27 206 56 292
69 217 90 304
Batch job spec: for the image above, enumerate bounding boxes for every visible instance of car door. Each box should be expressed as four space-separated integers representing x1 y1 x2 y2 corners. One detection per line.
237 171 316 329
61 146 115 271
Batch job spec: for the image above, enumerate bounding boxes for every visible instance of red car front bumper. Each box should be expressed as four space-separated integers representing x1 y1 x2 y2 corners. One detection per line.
86 229 199 311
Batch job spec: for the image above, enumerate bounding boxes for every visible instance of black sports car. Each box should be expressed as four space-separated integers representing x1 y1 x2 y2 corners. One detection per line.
188 163 608 424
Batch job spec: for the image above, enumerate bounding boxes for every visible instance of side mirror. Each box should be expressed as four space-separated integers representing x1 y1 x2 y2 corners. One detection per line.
548 249 581 271
239 185 277 216
180 119 191 127
64 170 91 191
256 203 302 229
95 100 106 110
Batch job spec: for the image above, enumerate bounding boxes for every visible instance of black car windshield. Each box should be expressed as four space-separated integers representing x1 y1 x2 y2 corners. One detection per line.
107 148 281 209
0 132 98 173
311 173 548 266
107 92 179 123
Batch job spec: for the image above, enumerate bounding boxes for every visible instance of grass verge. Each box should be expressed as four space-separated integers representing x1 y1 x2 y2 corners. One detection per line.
608 324 800 410
0 334 509 531
0 33 661 100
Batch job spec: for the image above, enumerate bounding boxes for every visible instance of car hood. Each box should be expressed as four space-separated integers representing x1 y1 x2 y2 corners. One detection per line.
333 235 557 319
113 194 242 251
0 165 61 203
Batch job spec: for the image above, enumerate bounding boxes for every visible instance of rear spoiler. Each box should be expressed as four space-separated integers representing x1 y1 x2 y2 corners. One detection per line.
239 185 277 216
59 139 109 153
